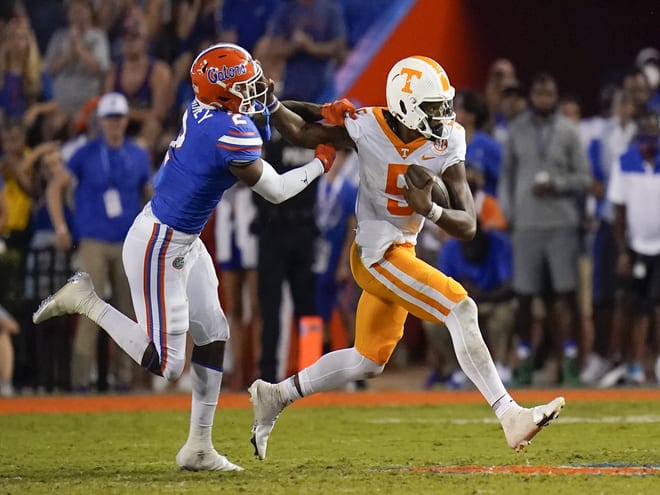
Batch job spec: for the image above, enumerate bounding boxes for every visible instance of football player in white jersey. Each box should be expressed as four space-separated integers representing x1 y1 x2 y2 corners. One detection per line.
247 56 566 460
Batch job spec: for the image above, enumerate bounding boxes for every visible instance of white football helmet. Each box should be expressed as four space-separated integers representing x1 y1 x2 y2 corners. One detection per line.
385 56 456 140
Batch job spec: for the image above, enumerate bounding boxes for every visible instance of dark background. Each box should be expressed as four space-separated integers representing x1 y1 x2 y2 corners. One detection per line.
468 0 660 115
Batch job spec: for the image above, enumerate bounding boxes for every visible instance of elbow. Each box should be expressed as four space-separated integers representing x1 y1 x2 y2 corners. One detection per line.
255 189 287 205
456 221 477 242
456 228 476 242
269 194 286 205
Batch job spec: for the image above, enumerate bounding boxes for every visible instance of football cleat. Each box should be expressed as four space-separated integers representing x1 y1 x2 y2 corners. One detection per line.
32 272 102 324
248 379 287 460
501 397 565 451
176 444 243 472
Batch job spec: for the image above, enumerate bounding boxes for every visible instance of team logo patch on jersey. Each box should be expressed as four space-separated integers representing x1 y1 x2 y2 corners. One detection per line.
172 256 185 269
433 139 449 154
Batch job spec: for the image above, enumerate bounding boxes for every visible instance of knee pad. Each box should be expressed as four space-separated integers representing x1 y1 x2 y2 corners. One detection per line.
191 340 226 371
162 356 187 382
349 347 385 379
450 297 479 333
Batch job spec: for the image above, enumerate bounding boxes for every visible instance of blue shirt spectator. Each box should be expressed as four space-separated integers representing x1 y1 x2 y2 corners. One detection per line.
68 137 151 242
466 131 502 196
438 229 512 295
0 72 53 119
217 0 281 53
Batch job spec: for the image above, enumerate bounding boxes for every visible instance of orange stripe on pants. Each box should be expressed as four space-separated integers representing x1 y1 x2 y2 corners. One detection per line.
349 242 467 364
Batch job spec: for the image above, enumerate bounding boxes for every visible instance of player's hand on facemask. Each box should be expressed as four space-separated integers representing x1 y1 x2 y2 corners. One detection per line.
315 144 337 173
321 98 356 126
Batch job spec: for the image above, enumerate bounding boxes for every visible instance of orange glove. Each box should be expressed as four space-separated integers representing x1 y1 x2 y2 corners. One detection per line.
315 143 336 173
321 98 356 126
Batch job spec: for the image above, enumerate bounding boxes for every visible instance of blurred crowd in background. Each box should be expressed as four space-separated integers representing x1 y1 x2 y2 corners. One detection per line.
0 0 659 398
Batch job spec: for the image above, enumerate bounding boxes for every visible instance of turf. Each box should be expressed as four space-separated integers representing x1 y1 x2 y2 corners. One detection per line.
2 397 660 494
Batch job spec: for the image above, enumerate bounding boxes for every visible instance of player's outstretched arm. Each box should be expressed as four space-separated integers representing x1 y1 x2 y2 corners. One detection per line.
266 95 355 151
282 98 356 126
229 144 336 204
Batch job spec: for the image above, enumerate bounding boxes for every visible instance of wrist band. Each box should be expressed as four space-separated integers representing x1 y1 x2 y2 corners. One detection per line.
426 203 443 223
267 97 281 113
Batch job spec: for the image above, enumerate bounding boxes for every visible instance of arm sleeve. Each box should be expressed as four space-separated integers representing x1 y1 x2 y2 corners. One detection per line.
251 158 324 204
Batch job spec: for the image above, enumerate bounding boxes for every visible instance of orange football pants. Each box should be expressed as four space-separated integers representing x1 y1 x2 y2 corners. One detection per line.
350 242 467 365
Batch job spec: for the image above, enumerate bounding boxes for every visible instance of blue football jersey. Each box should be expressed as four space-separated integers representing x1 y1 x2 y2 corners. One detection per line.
151 100 263 233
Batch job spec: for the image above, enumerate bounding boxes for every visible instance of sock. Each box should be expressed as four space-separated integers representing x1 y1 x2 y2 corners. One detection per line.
279 376 302 403
444 298 512 407
491 393 517 419
279 347 382 400
187 361 223 450
95 304 151 364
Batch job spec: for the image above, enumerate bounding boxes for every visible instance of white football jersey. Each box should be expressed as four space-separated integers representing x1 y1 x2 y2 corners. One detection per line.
345 107 466 265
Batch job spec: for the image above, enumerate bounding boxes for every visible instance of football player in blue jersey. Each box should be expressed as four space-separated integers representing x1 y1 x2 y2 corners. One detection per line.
32 43 338 472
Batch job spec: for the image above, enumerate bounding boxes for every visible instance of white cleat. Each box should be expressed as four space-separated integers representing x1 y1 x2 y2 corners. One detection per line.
248 379 287 460
176 444 244 472
501 397 565 451
32 272 100 324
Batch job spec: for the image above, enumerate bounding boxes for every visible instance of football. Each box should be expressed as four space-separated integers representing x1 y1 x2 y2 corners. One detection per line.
405 164 453 209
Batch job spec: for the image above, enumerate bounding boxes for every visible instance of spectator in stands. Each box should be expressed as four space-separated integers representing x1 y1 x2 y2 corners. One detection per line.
455 89 502 196
262 0 348 102
0 303 19 397
23 142 76 393
484 58 517 137
602 109 660 386
494 81 527 145
581 89 637 386
636 47 660 113
104 15 173 152
0 119 33 252
217 0 279 53
622 67 653 117
170 0 220 101
217 0 282 90
0 17 59 146
98 0 167 61
498 72 591 387
46 92 152 392
44 0 110 121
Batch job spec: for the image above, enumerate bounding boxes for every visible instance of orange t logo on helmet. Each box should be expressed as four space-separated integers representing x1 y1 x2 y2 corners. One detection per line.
399 67 422 94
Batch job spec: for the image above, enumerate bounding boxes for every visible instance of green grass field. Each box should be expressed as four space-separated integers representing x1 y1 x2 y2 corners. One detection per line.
2 396 660 494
